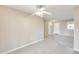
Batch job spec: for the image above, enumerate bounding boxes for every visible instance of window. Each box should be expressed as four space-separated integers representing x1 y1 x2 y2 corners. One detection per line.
67 23 74 30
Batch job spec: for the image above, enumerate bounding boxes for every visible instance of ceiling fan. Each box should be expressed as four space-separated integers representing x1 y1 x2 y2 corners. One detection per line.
32 5 52 17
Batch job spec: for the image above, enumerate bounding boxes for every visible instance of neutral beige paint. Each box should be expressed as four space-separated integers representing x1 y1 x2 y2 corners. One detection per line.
44 20 49 37
74 6 79 50
0 6 44 53
44 20 54 37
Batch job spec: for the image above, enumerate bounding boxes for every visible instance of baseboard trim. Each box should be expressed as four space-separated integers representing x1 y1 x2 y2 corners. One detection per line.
54 33 73 37
73 48 79 52
2 39 44 54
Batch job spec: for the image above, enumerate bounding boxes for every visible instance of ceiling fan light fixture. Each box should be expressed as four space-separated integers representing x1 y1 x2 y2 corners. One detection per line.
32 5 52 18
40 8 45 11
34 12 43 17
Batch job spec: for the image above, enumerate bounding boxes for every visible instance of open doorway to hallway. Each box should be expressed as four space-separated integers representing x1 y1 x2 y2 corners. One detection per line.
44 19 74 49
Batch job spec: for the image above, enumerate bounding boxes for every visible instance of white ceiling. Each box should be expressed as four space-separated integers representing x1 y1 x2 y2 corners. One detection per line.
6 5 75 20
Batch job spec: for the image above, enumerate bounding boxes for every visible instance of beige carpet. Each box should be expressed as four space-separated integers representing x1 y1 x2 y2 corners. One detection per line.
9 35 73 54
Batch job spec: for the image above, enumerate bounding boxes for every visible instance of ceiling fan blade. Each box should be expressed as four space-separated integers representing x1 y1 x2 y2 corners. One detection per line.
42 11 52 15
32 12 43 17
40 8 45 11
35 8 45 12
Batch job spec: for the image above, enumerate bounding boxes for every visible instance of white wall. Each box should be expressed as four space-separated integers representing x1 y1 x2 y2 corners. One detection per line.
74 6 79 51
0 6 44 53
48 21 54 35
53 22 60 34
